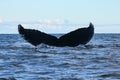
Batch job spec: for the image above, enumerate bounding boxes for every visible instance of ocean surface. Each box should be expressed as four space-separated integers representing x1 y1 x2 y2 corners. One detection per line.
0 34 120 80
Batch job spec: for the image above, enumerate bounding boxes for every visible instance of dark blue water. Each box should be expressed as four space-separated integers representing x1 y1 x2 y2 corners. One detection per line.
0 34 120 80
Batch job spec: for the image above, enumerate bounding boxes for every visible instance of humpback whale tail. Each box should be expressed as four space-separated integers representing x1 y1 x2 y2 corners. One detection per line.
18 24 58 46
59 22 94 47
18 23 94 47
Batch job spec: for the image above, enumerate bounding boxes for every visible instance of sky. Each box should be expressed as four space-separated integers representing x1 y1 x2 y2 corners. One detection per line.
0 0 120 33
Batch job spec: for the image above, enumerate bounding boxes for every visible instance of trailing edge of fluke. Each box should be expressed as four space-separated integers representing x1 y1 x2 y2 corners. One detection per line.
18 23 94 47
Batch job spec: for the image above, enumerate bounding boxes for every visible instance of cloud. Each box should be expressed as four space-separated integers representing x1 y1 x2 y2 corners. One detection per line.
0 20 88 34
0 19 4 23
38 19 52 24
1 20 119 34
38 18 69 24
54 19 66 24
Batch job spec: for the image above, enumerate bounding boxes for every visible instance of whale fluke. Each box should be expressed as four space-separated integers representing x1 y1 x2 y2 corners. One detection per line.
59 23 94 47
18 24 58 46
18 23 94 47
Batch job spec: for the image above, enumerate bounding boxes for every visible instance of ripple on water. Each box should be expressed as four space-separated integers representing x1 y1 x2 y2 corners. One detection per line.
0 34 120 80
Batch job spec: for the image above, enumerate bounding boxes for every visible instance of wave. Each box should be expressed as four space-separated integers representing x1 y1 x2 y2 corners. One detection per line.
0 41 120 50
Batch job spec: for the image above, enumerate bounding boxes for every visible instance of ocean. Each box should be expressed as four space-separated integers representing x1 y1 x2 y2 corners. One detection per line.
0 34 120 80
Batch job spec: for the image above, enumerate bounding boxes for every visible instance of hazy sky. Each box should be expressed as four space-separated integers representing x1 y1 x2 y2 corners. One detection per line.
0 0 120 33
